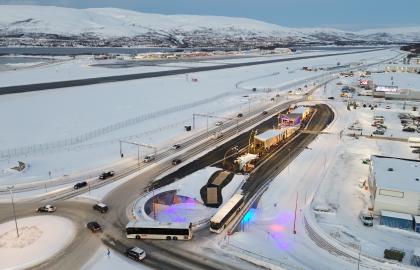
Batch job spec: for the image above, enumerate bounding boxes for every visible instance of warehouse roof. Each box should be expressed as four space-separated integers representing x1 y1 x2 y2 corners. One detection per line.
291 106 309 114
371 155 420 193
255 129 284 142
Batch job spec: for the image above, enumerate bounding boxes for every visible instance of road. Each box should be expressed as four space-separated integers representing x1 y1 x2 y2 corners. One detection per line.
0 48 383 95
0 51 403 269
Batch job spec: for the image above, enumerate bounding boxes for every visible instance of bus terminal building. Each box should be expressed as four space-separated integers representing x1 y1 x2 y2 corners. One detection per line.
368 155 420 216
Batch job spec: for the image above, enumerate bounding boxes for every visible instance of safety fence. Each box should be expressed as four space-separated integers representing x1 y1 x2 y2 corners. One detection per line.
0 91 233 159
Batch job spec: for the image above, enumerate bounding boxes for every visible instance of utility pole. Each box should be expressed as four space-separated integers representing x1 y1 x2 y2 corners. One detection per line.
7 186 19 238
293 191 298 234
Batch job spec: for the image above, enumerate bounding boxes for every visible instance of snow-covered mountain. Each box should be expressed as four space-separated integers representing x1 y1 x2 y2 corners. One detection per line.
0 5 419 47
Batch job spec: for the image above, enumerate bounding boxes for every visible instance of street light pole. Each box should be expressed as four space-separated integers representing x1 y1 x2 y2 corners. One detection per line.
7 186 19 238
293 191 298 234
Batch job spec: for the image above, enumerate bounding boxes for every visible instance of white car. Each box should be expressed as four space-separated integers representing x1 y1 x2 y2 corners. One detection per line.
36 204 56 213
215 121 223 126
359 212 373 226
125 247 146 261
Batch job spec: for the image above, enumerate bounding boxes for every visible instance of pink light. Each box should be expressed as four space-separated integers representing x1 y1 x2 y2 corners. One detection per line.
270 224 285 232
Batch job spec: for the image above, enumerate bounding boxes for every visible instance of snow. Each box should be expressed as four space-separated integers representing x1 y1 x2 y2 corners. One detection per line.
221 55 420 269
0 216 75 270
82 245 151 270
381 210 413 221
0 56 181 87
132 166 245 224
371 155 420 193
0 49 397 187
1 6 419 42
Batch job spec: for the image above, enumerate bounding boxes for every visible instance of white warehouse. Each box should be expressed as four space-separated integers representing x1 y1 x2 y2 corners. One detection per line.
368 155 420 215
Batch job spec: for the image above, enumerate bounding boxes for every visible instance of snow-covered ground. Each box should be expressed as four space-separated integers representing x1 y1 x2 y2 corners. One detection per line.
133 166 245 224
0 50 400 188
82 245 152 270
222 67 419 269
0 216 75 270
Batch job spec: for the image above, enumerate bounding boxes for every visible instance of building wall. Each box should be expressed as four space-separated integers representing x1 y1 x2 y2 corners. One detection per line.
373 188 420 215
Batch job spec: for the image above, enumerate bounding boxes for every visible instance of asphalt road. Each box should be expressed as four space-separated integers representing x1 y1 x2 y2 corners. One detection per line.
0 48 383 95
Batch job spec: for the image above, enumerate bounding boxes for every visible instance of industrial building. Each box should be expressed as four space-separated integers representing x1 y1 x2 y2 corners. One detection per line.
254 127 297 150
368 155 420 216
280 106 311 126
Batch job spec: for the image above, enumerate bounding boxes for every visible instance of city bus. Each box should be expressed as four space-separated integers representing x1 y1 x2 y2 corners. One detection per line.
126 220 193 240
210 193 244 233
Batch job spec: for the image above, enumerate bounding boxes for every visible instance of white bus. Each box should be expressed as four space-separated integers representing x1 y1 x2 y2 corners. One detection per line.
126 221 193 240
210 194 244 233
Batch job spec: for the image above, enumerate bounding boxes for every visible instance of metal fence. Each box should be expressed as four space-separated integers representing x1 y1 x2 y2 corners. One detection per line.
0 91 232 159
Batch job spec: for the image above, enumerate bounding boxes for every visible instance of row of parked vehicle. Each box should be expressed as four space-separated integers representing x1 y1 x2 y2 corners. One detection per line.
372 115 386 135
399 113 420 133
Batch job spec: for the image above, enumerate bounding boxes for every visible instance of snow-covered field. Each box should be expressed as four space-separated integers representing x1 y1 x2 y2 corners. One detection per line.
0 50 400 188
0 216 75 270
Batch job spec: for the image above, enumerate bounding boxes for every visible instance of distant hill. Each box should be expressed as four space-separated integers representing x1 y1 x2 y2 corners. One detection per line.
0 5 419 47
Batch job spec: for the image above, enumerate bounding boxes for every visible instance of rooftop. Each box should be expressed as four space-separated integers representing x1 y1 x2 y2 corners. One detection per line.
371 155 420 193
255 129 284 142
291 106 309 114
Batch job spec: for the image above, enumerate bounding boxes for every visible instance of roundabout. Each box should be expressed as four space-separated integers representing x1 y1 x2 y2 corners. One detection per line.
0 215 75 270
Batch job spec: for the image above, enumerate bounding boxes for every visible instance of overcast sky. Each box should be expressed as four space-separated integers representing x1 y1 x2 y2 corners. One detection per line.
1 0 420 30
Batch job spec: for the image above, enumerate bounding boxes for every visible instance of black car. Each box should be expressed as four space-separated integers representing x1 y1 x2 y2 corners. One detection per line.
172 159 182 165
99 171 115 180
93 203 108 213
403 127 416 132
172 144 181 150
87 221 102 232
262 111 268 115
327 97 335 100
237 113 243 118
74 181 87 189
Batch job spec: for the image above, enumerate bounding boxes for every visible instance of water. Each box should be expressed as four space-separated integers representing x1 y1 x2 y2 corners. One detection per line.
0 46 381 56
0 56 50 71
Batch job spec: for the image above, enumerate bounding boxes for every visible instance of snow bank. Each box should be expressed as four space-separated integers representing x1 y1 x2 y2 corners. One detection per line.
0 216 75 270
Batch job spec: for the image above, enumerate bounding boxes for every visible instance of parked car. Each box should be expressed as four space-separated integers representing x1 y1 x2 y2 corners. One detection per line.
403 126 416 132
373 130 385 135
171 144 181 150
36 204 56 213
385 105 391 109
125 247 146 262
143 155 155 163
327 96 335 100
172 159 182 165
359 212 373 226
215 121 223 126
237 113 243 118
87 221 102 232
99 171 115 180
93 203 108 213
262 111 268 115
74 181 87 189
